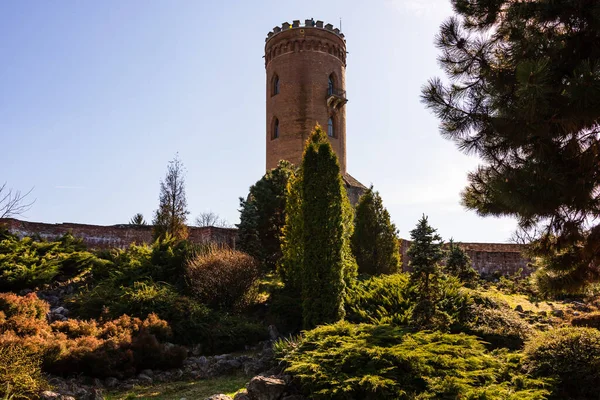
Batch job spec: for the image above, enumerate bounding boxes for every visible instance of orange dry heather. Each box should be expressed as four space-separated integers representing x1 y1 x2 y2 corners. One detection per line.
265 19 348 174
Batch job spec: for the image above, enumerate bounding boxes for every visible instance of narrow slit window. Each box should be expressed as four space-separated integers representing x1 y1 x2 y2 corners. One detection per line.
328 74 334 95
327 117 334 137
273 118 280 139
273 75 280 95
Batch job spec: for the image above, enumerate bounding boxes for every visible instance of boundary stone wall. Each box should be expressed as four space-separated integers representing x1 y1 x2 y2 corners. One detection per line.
0 218 237 249
399 239 533 276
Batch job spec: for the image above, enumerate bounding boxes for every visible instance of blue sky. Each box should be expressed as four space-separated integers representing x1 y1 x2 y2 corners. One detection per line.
0 0 517 243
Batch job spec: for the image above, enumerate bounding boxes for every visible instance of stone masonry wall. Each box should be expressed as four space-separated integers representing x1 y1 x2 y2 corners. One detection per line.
399 239 533 277
0 218 237 249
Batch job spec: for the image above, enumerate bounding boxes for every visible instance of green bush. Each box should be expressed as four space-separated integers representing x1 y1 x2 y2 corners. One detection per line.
278 321 549 399
0 230 104 291
186 246 261 310
524 327 600 399
346 273 470 330
345 273 411 325
0 342 48 400
456 291 533 350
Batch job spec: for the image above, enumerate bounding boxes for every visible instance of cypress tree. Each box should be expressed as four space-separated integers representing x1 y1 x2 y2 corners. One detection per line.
279 170 304 294
407 215 445 328
422 0 600 292
351 186 400 275
300 126 356 329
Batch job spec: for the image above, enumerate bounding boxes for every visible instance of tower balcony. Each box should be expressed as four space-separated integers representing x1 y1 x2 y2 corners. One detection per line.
327 88 348 109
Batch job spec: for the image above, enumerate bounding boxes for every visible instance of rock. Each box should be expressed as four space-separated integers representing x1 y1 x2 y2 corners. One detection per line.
104 377 119 388
121 383 134 390
268 325 280 341
573 311 581 316
191 344 203 356
73 387 90 399
233 390 251 400
137 373 153 385
514 305 524 313
140 369 154 377
213 359 237 375
40 391 61 400
19 288 33 296
552 309 565 318
247 375 286 400
62 397 76 400
206 395 232 400
92 378 103 388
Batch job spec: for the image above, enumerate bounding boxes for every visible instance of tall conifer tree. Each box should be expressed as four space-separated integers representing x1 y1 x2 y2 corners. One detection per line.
152 155 189 241
301 125 356 329
422 0 600 293
407 215 445 328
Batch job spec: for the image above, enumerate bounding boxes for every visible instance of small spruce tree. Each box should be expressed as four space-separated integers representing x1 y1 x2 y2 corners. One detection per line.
407 215 445 328
445 239 478 286
351 186 400 275
152 154 189 241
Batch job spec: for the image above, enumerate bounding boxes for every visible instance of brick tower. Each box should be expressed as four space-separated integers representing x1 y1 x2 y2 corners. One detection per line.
264 19 365 204
265 19 348 174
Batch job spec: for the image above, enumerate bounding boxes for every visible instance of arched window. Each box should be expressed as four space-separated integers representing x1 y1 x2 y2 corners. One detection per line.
327 117 334 137
328 74 334 96
273 118 280 139
273 75 280 95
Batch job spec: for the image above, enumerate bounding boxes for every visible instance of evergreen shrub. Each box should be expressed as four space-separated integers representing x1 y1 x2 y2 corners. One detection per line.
278 321 549 399
524 327 600 399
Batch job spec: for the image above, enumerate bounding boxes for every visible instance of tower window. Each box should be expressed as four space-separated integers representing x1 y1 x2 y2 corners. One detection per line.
273 118 280 139
328 74 334 96
273 75 280 95
327 117 334 137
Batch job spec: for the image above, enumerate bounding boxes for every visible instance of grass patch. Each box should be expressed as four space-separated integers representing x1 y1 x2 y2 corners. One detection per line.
105 374 248 399
481 288 567 313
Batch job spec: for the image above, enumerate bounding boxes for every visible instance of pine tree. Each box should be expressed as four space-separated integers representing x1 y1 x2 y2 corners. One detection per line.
351 186 400 275
407 215 445 328
445 239 477 286
152 155 189 241
288 126 357 329
422 0 600 293
129 213 147 226
237 161 295 271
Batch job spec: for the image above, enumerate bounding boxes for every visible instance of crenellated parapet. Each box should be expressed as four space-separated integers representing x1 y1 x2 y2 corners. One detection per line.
265 19 347 67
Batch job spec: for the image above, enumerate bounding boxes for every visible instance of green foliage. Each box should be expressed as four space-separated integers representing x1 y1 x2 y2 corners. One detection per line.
0 342 48 400
278 321 549 399
186 246 261 310
278 171 304 295
422 0 600 293
407 215 446 328
70 239 267 350
238 160 295 271
524 327 600 399
301 126 356 329
152 154 189 241
351 186 400 276
345 273 411 325
445 239 478 286
457 290 534 350
0 230 103 291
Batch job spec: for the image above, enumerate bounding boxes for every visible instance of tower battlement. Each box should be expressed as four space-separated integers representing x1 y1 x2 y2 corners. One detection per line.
266 19 345 43
264 18 348 174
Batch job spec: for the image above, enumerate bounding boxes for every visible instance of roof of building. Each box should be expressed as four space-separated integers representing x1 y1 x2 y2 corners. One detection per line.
343 173 367 190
